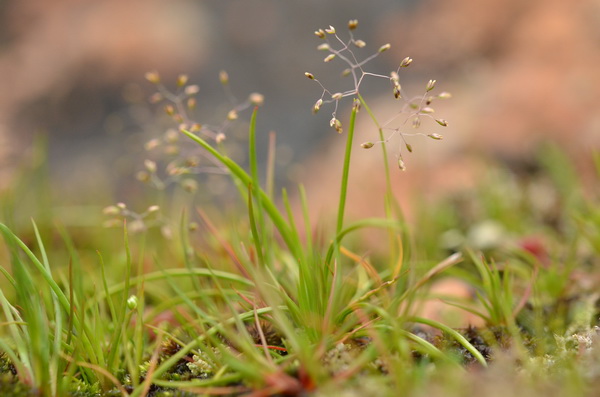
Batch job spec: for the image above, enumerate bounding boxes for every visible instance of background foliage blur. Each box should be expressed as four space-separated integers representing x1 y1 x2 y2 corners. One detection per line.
1 0 599 214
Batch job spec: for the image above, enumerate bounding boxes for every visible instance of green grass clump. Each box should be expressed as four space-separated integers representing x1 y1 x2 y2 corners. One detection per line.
1 19 600 397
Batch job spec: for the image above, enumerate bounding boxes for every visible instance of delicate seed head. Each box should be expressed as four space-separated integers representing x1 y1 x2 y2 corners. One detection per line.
305 72 315 80
178 123 189 132
188 222 199 232
164 105 175 116
219 70 229 85
354 39 366 48
164 145 179 155
165 129 179 143
426 96 433 105
145 71 160 84
378 43 391 53
149 92 163 104
249 92 265 106
313 98 323 114
227 109 238 121
184 85 200 95
314 29 326 39
145 138 160 151
436 119 448 127
390 71 400 82
341 68 352 77
426 79 437 92
406 143 413 153
144 159 157 173
409 103 419 110
412 118 421 129
136 170 150 182
116 202 127 210
317 43 330 51
103 205 120 216
127 295 138 310
176 74 188 87
147 205 160 213
330 118 343 133
438 91 452 99
348 19 358 30
190 123 202 132
353 98 361 111
324 53 336 62
182 179 198 193
400 57 413 67
185 156 200 167
325 25 336 34
428 133 444 140
398 157 407 171
187 97 197 110
173 114 183 123
421 107 435 114
361 142 374 149
331 92 343 100
393 86 401 99
216 132 226 143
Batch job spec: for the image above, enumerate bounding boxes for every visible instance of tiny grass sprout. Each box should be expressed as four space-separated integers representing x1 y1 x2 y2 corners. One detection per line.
305 19 450 168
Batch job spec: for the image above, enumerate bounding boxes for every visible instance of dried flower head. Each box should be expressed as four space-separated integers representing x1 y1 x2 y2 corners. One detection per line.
176 74 188 87
426 79 437 92
145 71 160 84
164 105 175 116
144 159 157 173
227 110 238 121
249 92 265 106
145 138 161 151
149 93 163 104
219 70 229 85
348 19 358 30
378 43 391 53
397 157 407 171
184 85 200 96
400 57 413 67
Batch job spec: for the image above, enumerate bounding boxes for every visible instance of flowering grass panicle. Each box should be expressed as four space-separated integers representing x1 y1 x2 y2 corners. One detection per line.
305 19 451 170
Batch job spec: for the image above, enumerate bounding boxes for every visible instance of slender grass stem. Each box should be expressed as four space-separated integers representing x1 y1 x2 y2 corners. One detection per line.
335 102 358 236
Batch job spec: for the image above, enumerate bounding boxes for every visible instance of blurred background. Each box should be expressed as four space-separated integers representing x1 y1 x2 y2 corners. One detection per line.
1 0 599 218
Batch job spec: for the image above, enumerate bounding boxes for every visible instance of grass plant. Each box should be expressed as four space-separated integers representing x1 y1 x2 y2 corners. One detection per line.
0 19 599 397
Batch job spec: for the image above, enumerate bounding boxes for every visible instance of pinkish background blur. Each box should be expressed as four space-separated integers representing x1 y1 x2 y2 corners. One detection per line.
1 0 599 212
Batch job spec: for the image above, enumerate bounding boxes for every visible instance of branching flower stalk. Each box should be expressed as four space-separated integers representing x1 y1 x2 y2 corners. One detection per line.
141 71 265 191
305 19 451 236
